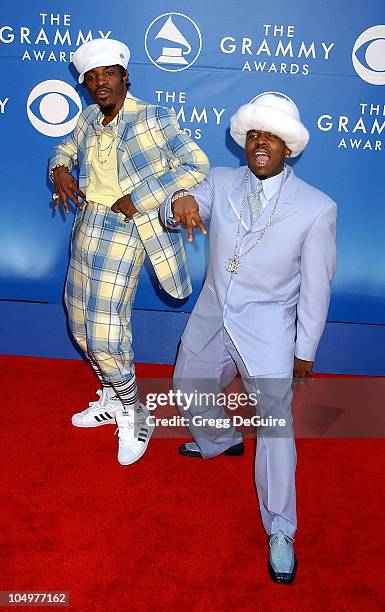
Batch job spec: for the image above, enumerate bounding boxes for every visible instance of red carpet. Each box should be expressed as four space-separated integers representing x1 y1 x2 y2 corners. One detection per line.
1 355 384 611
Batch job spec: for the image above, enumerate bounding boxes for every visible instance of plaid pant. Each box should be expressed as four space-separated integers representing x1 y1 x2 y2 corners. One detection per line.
65 202 145 383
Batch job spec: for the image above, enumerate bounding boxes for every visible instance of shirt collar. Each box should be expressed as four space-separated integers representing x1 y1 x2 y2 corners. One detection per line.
97 112 119 127
93 110 120 138
249 166 290 200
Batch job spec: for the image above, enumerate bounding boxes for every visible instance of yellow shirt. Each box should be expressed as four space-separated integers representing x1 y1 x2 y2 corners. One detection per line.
86 114 124 208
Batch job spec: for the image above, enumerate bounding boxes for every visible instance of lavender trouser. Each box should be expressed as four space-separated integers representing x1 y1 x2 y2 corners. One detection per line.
173 328 297 537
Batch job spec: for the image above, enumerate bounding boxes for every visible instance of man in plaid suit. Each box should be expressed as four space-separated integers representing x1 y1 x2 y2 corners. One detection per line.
49 38 209 465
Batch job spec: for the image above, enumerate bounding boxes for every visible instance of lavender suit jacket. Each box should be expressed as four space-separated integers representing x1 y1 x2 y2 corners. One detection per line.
162 166 337 376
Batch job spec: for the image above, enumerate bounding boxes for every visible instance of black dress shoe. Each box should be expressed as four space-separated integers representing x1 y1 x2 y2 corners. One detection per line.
268 532 298 585
179 441 244 457
268 557 298 584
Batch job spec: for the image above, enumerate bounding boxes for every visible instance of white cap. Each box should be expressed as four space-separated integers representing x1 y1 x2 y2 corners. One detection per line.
230 92 309 157
72 38 130 84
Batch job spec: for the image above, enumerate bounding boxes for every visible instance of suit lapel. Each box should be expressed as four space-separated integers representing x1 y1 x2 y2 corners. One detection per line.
224 166 250 231
83 107 99 180
116 94 140 170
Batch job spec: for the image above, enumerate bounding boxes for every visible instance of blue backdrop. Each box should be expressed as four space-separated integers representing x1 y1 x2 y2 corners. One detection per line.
1 1 385 354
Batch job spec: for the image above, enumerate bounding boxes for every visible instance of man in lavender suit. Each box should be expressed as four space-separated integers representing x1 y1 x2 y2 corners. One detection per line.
161 93 337 584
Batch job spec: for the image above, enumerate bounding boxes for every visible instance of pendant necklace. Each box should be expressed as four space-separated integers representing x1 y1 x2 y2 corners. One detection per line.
95 112 120 165
225 166 287 275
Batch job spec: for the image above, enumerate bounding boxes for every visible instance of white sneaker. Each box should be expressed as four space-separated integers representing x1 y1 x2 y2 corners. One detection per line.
71 389 123 428
115 405 154 465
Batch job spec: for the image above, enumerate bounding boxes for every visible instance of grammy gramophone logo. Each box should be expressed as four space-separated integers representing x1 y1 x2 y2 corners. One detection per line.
145 12 202 72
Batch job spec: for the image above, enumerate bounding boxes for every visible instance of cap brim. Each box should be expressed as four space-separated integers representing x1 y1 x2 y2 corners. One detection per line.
76 56 129 85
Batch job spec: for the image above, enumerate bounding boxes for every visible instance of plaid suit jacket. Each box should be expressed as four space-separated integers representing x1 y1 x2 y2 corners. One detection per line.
49 93 209 298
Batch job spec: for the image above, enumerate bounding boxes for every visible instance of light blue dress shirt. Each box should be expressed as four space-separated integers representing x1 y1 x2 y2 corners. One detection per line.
248 169 286 215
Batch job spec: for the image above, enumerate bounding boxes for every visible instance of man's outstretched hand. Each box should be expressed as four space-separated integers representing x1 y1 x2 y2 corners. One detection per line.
52 166 87 213
172 193 207 242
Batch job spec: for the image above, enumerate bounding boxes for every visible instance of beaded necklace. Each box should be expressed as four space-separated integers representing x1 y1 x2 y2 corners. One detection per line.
95 111 120 165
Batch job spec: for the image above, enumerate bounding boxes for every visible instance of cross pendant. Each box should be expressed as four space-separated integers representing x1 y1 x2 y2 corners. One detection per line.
225 257 240 274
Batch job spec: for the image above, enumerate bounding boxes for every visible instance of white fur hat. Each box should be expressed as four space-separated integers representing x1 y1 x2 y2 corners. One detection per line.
230 92 309 157
72 38 130 84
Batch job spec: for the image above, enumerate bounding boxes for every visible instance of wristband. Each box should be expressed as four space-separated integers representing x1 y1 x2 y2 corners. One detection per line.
171 190 190 204
49 165 69 182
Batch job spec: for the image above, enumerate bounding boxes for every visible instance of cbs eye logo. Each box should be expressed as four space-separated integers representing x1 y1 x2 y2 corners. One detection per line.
27 80 82 137
352 25 385 85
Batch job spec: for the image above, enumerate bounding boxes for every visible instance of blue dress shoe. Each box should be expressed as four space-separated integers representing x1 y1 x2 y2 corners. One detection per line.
268 531 297 584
